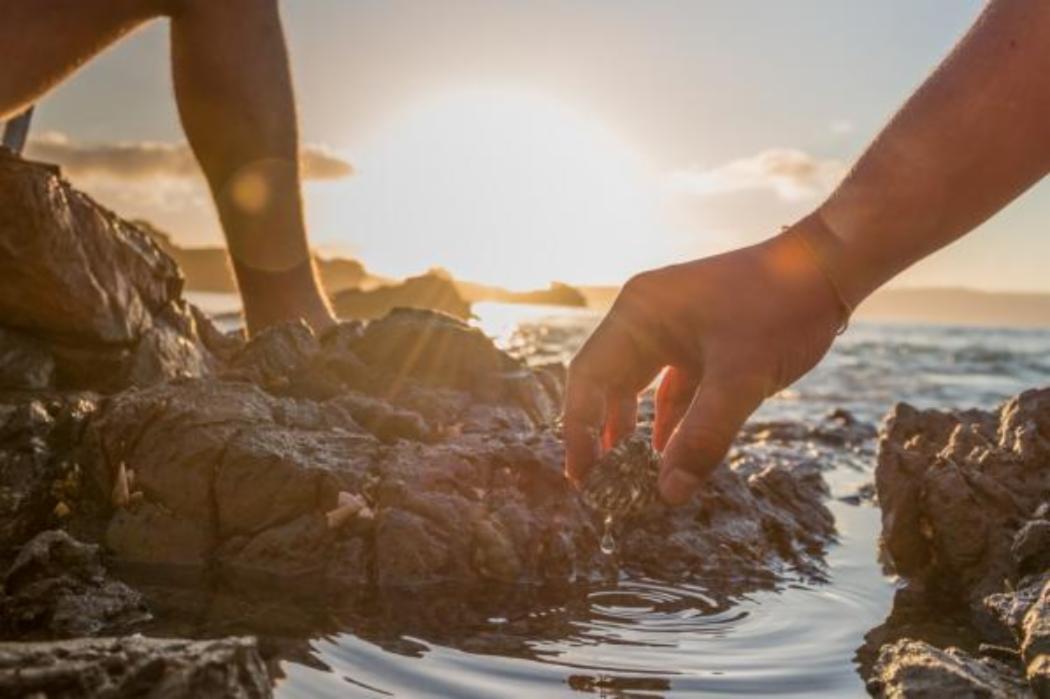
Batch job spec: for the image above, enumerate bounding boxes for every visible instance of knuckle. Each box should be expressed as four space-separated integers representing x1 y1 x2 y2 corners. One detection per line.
621 270 660 299
566 353 592 382
676 420 734 456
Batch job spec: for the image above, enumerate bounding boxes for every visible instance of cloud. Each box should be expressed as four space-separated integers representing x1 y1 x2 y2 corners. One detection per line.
667 148 845 201
24 131 352 181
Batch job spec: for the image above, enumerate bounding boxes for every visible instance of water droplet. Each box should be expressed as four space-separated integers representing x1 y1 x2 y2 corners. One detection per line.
600 513 616 555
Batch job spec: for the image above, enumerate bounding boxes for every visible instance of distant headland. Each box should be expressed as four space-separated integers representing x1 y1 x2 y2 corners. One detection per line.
137 221 586 320
139 221 1050 328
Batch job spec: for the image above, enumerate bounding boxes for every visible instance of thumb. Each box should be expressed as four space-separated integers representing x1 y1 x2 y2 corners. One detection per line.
658 373 767 506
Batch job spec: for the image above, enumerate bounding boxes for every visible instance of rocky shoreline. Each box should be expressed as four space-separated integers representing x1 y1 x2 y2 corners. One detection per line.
863 391 1050 697
0 149 1046 697
0 151 841 696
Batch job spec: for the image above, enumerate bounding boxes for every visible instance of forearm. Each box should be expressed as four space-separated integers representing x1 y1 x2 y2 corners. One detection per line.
811 0 1050 306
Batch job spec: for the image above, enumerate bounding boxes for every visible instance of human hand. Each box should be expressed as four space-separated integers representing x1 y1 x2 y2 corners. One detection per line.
563 219 847 505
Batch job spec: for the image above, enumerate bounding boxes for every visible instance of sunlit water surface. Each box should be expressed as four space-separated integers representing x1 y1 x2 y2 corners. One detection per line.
188 295 1050 698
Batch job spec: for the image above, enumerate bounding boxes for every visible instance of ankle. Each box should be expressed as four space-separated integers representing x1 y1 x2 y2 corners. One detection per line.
233 257 335 336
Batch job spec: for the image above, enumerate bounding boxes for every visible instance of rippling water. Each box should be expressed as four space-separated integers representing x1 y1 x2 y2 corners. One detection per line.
188 295 1050 698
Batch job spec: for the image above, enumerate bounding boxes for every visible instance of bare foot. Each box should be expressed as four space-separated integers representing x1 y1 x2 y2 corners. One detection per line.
233 257 337 336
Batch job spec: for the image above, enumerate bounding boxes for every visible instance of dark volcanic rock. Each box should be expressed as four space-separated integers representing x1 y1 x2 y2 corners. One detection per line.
0 530 149 638
0 395 96 554
1022 579 1050 696
0 328 54 390
224 320 317 389
0 635 271 698
79 310 836 597
867 388 1050 696
83 380 835 597
0 152 220 391
877 389 1050 599
868 639 1033 698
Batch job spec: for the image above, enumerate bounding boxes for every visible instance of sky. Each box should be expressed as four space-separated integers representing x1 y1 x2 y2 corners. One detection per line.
22 0 1050 292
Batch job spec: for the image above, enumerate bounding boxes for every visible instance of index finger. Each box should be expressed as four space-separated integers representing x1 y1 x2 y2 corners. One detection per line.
563 302 660 483
562 365 605 485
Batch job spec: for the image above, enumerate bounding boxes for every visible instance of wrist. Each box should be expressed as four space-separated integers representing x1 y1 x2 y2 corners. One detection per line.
757 220 851 335
781 210 883 314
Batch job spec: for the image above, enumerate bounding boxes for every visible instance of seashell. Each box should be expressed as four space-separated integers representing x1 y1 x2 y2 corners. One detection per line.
326 491 367 529
111 462 131 508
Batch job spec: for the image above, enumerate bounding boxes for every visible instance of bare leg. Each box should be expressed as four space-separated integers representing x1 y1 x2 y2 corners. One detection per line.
0 1 164 115
0 0 335 335
170 0 334 335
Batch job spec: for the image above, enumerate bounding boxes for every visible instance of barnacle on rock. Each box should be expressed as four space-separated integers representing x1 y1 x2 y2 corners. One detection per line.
581 436 660 520
111 462 131 508
326 491 370 530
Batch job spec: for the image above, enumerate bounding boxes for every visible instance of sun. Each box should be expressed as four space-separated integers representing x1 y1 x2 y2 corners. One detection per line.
306 88 674 290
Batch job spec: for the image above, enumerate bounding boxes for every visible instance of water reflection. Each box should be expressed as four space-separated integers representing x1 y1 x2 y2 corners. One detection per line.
265 501 891 697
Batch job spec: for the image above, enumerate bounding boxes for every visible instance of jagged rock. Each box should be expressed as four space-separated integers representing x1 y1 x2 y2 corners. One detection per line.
0 530 149 638
869 388 1050 696
1021 580 1050 696
868 639 1033 698
977 573 1050 646
1014 520 1050 578
348 308 558 424
0 635 271 698
79 311 836 595
0 152 219 391
877 389 1050 600
83 386 835 600
0 396 96 553
0 328 54 390
224 319 318 389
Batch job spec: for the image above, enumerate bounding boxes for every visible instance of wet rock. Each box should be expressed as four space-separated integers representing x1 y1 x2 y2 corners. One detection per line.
1014 520 1050 578
325 392 433 443
581 436 659 520
0 635 271 698
0 328 54 390
81 361 834 595
0 396 96 554
85 379 381 578
224 319 319 389
349 308 556 423
0 153 219 391
868 388 1050 695
868 639 1033 698
0 530 149 638
614 454 834 584
978 573 1050 646
0 153 176 344
1021 580 1050 696
877 390 1050 600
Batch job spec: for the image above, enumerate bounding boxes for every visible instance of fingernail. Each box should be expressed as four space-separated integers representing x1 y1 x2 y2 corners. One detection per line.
658 469 701 506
